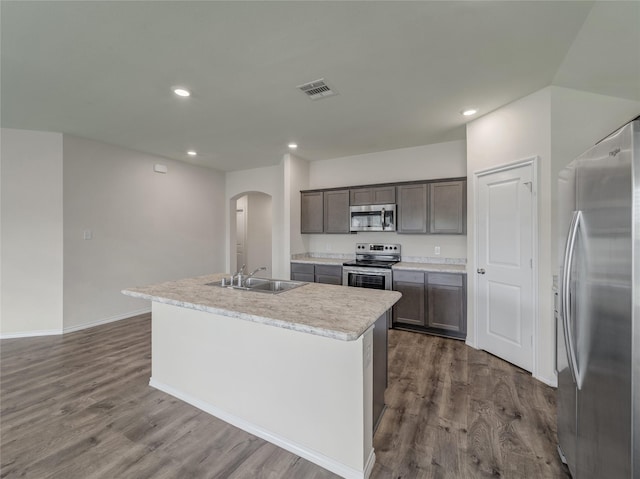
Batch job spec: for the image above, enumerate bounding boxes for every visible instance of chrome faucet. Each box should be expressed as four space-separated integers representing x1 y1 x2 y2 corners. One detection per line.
232 264 246 287
246 266 267 279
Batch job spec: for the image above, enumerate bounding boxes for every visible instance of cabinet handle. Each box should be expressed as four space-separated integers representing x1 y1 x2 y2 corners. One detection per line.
477 268 485 274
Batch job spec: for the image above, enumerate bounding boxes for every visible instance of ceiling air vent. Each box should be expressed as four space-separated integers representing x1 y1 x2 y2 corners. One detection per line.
297 78 338 100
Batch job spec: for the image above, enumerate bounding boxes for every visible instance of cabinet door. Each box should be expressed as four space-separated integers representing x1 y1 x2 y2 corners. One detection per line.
291 262 315 282
350 186 396 206
301 192 324 234
372 186 396 204
315 265 343 285
392 270 426 326
426 273 466 333
429 180 466 234
324 189 350 233
350 188 373 206
397 184 427 233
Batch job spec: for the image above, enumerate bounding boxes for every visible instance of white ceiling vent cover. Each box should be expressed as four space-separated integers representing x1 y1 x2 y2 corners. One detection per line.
297 78 338 100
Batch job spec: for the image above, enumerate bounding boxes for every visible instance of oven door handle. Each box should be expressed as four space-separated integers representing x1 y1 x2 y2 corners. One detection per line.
344 268 390 276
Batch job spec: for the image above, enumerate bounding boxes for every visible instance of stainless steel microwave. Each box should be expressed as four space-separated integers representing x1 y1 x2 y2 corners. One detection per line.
349 204 396 232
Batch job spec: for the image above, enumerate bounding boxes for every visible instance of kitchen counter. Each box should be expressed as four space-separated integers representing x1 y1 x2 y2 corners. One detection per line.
122 273 399 341
290 256 349 266
291 254 467 274
122 273 400 479
393 262 467 274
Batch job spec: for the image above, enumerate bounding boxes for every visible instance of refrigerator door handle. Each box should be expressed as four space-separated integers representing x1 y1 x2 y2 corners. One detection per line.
561 210 582 389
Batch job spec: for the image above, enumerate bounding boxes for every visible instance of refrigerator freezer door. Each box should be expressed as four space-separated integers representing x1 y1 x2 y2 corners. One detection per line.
574 122 633 479
557 162 577 476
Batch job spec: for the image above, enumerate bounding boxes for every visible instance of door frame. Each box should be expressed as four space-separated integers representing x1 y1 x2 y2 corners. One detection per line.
472 156 539 377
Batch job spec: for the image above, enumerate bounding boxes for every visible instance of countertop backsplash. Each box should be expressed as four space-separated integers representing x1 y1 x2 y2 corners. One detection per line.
292 252 466 265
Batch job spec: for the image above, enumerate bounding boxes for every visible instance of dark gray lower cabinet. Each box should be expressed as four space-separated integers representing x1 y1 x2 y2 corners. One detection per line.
392 270 425 326
426 273 466 334
372 311 388 433
314 264 343 285
290 262 343 285
392 270 467 340
290 262 314 282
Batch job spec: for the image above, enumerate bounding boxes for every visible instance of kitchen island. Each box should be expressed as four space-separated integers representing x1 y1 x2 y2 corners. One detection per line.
122 274 401 479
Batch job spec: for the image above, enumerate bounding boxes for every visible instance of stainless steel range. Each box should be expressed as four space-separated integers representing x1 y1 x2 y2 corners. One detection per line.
342 243 401 290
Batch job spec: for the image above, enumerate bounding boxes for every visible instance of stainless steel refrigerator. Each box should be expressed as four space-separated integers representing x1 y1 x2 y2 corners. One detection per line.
557 117 639 478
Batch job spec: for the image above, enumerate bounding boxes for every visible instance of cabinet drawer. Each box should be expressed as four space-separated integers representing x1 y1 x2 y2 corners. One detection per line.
315 265 342 277
292 272 314 283
315 275 343 285
427 273 463 287
291 263 314 274
393 270 425 284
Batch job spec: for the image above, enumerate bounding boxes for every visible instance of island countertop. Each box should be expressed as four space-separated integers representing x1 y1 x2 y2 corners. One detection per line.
122 273 401 341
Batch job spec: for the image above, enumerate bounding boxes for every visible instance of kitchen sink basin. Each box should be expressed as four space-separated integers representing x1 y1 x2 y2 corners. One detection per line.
205 277 307 294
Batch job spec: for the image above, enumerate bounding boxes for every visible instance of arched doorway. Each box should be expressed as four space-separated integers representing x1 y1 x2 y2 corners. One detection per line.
230 192 273 277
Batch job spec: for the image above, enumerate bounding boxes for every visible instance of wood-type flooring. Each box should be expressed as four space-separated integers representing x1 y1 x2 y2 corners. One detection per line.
1 314 569 478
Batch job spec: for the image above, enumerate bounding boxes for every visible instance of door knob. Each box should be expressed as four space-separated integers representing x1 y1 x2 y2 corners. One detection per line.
477 268 486 274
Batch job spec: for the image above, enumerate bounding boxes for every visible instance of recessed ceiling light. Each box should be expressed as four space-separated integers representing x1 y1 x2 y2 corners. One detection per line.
187 150 197 156
173 87 191 97
461 109 478 116
288 143 298 149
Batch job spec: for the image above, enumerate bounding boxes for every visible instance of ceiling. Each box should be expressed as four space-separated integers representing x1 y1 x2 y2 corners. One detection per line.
1 1 639 172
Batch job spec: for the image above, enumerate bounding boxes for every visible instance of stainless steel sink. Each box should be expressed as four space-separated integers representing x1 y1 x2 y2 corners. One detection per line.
205 277 307 294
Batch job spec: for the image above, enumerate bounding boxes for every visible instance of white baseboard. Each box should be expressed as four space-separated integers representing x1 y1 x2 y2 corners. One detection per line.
0 328 63 339
63 308 151 333
0 308 151 339
149 378 373 479
535 372 558 388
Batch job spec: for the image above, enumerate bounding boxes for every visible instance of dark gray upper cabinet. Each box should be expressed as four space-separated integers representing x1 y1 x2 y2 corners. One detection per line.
300 191 324 234
324 189 350 233
350 186 396 206
301 176 465 235
397 184 428 233
429 180 466 234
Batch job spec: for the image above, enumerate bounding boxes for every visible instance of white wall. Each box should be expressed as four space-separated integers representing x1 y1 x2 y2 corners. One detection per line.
466 86 639 385
226 164 286 278
284 154 310 259
1 129 64 337
466 88 552 383
63 135 226 331
307 140 468 258
549 86 640 267
246 192 272 277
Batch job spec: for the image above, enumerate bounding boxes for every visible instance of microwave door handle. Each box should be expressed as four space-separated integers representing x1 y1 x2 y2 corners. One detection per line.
381 208 386 229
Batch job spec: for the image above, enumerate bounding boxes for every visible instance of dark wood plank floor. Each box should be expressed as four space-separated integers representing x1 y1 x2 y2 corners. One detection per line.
1 314 569 479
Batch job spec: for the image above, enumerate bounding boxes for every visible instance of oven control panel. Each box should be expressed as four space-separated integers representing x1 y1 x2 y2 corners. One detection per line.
356 243 401 253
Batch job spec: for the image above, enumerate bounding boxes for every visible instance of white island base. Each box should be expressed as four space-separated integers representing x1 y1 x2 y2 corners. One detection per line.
150 301 376 479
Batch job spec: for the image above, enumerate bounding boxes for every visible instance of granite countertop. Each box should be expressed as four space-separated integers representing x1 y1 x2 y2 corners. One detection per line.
122 274 401 342
290 257 347 266
393 262 467 274
291 254 467 273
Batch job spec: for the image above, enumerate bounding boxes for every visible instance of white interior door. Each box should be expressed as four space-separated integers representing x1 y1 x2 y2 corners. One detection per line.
476 162 534 371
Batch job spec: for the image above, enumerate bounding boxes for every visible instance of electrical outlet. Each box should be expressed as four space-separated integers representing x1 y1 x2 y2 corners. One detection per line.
83 230 93 240
434 246 440 255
